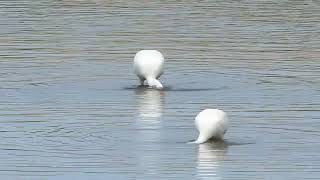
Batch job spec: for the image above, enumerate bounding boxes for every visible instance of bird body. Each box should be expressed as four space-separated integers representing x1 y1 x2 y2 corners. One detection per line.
193 109 228 144
134 50 164 89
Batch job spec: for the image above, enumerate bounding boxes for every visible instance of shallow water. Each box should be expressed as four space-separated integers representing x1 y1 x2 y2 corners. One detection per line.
1 0 320 179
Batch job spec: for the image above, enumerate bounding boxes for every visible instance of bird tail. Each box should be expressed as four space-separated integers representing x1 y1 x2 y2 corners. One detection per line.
188 134 208 144
146 77 163 89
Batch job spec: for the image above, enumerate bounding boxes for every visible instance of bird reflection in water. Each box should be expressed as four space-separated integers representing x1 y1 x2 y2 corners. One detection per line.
197 140 228 180
135 86 165 143
134 87 165 174
135 87 165 125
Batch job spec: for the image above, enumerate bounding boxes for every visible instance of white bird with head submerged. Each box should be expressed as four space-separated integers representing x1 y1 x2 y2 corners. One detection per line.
191 109 228 144
133 50 164 89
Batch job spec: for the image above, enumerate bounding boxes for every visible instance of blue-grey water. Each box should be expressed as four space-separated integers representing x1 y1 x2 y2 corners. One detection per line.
1 0 320 179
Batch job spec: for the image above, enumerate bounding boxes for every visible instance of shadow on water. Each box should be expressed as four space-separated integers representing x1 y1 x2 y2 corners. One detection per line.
124 85 228 92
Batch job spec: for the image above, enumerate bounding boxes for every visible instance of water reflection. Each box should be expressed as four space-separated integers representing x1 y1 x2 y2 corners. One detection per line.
134 87 165 175
134 87 165 142
135 87 165 123
197 141 228 180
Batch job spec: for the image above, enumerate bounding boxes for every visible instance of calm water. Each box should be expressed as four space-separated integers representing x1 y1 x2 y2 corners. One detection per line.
1 0 320 179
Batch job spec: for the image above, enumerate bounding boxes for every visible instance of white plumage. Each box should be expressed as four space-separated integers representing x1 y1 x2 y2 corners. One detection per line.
193 109 228 144
133 50 164 89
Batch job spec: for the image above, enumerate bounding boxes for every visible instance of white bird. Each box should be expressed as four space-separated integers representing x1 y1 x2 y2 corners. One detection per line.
193 109 228 144
133 50 164 89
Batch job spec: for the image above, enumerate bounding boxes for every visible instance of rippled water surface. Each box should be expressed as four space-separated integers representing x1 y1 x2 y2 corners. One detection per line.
1 0 320 179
